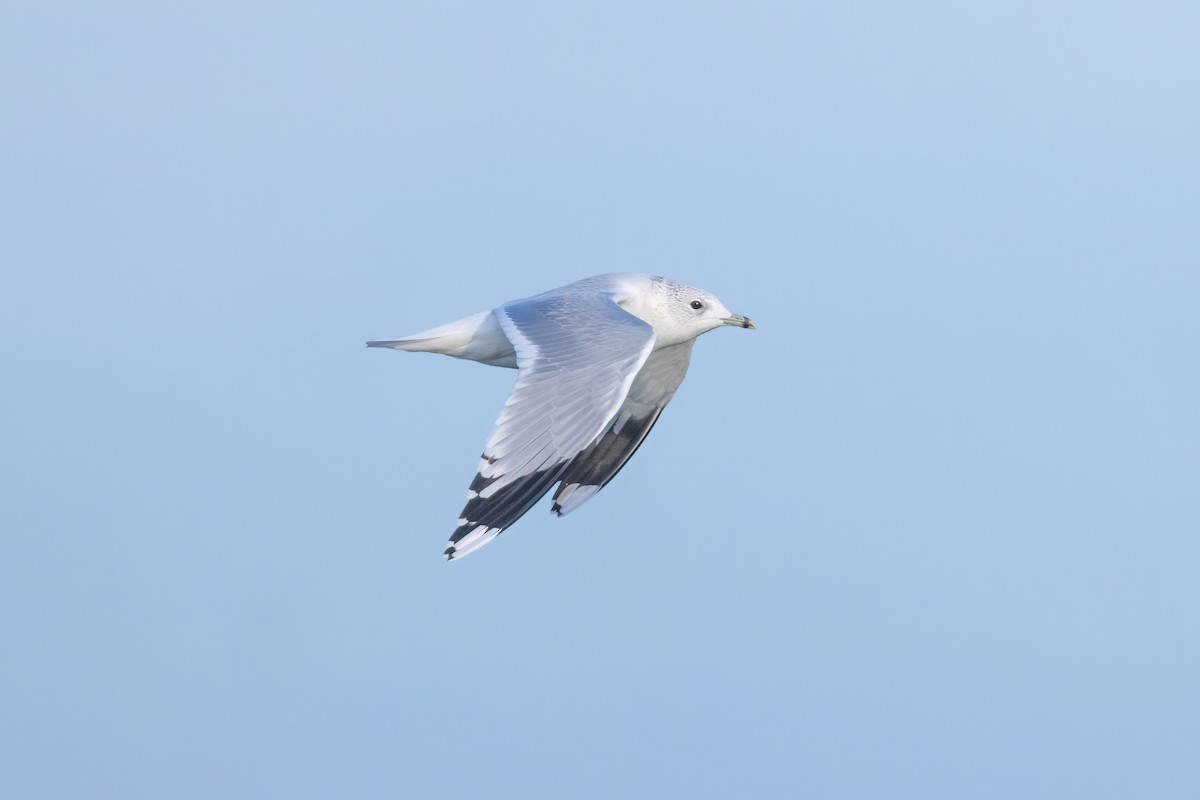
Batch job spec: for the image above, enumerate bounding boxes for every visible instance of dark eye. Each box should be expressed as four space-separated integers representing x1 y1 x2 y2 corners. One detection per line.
690 300 704 310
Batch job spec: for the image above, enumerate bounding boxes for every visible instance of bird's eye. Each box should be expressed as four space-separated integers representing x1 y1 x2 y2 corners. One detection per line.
690 300 704 310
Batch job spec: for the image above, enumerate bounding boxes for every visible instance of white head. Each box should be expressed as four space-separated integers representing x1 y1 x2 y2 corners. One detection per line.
643 275 756 347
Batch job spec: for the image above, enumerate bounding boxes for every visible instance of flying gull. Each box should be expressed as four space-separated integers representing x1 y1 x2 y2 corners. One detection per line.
368 273 755 560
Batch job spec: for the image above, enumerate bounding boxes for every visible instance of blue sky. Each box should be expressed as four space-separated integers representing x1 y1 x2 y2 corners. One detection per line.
3 1 1198 797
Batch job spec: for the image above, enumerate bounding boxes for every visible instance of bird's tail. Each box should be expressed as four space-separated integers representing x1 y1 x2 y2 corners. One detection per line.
366 311 492 355
367 310 517 367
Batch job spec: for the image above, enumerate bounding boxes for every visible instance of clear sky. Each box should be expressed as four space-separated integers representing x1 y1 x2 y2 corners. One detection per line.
3 1 1198 798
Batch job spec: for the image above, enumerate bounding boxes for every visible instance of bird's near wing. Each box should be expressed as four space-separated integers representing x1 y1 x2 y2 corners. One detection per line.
550 340 695 516
443 291 656 560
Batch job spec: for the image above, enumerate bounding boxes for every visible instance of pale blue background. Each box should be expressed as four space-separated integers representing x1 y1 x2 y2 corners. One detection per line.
3 1 1198 798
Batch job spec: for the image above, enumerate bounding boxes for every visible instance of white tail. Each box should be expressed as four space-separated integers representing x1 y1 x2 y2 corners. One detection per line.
367 310 517 367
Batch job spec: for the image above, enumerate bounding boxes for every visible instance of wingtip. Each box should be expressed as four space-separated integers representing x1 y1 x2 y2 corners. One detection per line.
551 483 601 517
442 523 503 561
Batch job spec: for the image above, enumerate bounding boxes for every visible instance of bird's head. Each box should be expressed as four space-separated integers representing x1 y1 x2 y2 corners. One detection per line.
649 277 756 346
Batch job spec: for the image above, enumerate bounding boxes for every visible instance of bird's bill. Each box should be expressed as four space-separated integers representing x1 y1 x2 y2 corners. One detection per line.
722 314 756 329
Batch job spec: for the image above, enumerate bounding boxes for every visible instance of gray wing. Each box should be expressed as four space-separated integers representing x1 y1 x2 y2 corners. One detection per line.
550 340 694 516
444 290 656 559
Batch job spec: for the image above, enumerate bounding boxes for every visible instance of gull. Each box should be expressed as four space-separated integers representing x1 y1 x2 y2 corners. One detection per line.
368 273 755 560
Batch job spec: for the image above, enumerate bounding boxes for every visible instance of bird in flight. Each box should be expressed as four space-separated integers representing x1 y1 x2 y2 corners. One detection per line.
368 273 755 560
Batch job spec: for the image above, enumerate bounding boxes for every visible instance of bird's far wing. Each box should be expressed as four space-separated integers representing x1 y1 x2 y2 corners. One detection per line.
550 340 695 516
444 291 656 559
